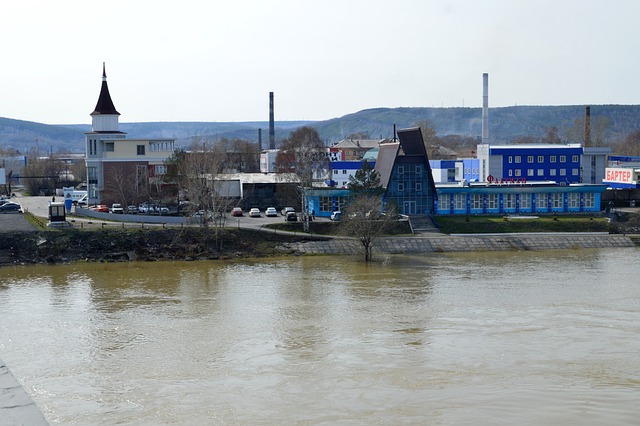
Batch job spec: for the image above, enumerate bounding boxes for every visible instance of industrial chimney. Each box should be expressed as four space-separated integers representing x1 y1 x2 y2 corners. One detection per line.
584 106 591 147
482 73 489 145
269 92 275 149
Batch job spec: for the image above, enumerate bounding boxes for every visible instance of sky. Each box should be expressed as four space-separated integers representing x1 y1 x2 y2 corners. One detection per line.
2 0 639 125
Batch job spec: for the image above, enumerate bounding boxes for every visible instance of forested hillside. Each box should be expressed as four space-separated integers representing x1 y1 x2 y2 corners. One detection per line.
2 104 640 154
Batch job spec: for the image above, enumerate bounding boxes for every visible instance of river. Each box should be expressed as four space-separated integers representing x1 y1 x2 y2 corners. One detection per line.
1 248 639 425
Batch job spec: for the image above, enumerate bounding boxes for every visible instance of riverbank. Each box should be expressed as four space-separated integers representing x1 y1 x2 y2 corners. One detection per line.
0 227 328 267
0 226 636 267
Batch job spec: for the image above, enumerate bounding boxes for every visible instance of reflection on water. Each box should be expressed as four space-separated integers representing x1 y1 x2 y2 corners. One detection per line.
1 248 639 425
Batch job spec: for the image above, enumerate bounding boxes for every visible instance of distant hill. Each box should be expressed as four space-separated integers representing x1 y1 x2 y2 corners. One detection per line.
2 104 640 154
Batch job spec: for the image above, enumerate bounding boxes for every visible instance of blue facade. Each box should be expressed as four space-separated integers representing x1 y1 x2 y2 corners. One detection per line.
306 188 352 218
493 146 583 183
435 183 607 215
462 158 480 182
386 158 436 215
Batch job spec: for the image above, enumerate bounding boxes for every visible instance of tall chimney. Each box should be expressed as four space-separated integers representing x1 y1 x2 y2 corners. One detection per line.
269 92 275 149
258 128 262 152
584 106 591 147
482 73 489 145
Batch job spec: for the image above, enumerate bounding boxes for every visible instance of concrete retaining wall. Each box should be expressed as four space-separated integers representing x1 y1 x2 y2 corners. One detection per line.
74 208 188 224
281 233 636 255
0 358 48 425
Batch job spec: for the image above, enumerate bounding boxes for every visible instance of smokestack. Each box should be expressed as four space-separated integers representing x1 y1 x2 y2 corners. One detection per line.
584 106 591 147
258 128 262 152
269 92 275 149
482 73 489 144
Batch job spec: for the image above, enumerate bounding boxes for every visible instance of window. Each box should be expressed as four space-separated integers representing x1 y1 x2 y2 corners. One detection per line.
560 169 566 176
137 145 146 155
560 155 566 163
572 155 579 162
572 168 579 176
519 193 531 209
515 169 521 177
550 169 557 176
568 193 580 208
105 142 114 152
486 194 498 209
528 169 534 177
551 193 563 208
538 156 544 163
508 156 513 163
508 169 513 177
416 182 422 192
471 194 483 209
515 156 521 163
454 193 466 209
439 195 450 210
154 165 166 175
416 165 423 175
584 193 594 208
537 169 544 176
536 193 548 209
398 182 404 192
342 170 347 174
550 156 556 163
398 165 404 174
504 193 516 209
527 156 534 163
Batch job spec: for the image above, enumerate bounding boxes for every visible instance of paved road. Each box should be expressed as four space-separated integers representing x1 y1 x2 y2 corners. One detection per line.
2 195 323 232
0 195 39 232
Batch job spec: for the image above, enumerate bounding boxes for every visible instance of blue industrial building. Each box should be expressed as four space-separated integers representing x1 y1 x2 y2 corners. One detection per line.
435 182 606 215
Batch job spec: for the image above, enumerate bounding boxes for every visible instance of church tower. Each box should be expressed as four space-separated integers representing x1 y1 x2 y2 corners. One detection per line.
90 62 121 132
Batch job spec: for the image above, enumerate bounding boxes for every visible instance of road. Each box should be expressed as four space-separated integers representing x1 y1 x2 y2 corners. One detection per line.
1 195 323 232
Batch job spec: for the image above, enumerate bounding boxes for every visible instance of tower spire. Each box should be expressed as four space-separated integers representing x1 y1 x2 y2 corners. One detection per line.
91 62 120 116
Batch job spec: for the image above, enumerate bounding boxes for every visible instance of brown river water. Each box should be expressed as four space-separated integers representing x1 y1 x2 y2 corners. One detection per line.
1 248 639 425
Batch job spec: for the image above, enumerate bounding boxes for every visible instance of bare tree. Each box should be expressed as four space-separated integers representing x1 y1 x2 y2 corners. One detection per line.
275 126 329 232
621 130 640 156
102 164 138 206
337 161 395 262
165 138 234 250
541 126 562 144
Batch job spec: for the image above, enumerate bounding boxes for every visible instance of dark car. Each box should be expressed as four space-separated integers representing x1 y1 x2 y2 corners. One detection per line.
285 211 298 222
0 202 22 213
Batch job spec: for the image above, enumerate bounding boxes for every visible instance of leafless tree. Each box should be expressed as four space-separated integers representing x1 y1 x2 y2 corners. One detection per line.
337 161 396 262
275 126 329 232
339 194 396 262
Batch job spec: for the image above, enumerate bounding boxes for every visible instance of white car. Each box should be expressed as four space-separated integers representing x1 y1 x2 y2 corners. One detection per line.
249 208 261 217
265 207 278 217
110 203 124 214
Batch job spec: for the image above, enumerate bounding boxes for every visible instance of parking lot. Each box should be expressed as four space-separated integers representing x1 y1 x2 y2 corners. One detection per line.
1 195 327 232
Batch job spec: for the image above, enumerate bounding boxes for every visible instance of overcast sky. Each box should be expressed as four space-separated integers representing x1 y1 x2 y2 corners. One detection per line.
2 0 639 125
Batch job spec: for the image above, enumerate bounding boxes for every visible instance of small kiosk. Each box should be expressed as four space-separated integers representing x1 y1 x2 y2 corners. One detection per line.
48 202 68 227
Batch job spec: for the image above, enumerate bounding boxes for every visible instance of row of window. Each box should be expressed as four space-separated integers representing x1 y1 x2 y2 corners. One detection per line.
319 196 349 213
438 192 595 210
397 182 423 192
397 165 423 175
508 155 579 164
507 168 580 177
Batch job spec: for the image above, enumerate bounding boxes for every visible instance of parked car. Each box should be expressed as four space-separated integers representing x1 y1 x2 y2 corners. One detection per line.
0 202 22 213
285 211 298 222
92 204 109 212
249 208 261 218
110 203 124 214
231 207 243 217
126 205 138 214
330 211 342 221
265 207 278 217
281 207 295 216
74 194 89 206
